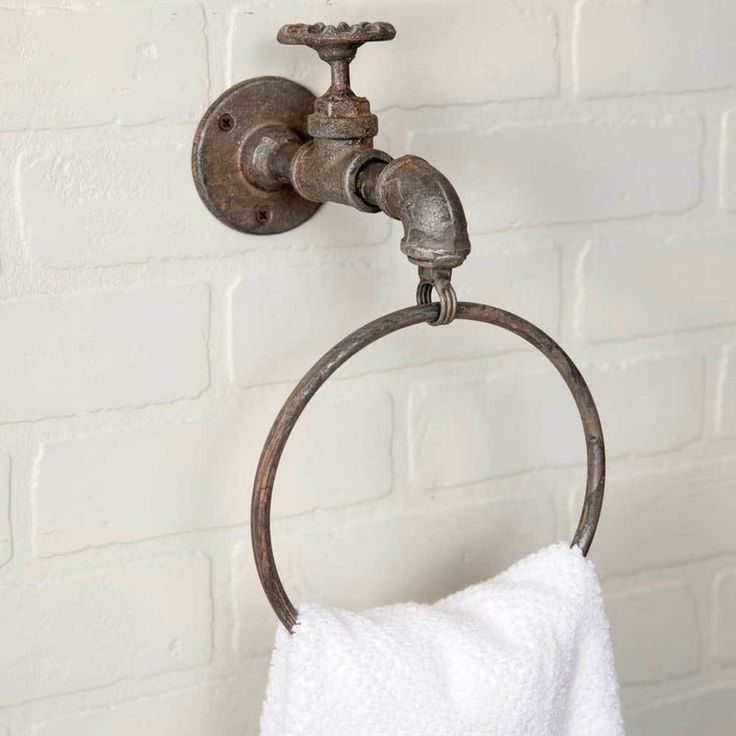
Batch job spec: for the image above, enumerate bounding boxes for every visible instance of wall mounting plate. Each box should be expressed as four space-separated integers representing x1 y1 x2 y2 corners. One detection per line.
191 76 321 235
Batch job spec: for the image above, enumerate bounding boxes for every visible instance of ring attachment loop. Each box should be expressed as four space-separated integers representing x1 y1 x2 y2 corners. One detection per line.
417 267 457 326
252 302 606 632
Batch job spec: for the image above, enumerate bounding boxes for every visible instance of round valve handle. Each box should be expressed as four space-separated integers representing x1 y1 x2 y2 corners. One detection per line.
277 22 395 127
277 21 395 57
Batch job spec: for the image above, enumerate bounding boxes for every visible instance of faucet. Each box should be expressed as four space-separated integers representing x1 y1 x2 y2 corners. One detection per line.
192 22 470 325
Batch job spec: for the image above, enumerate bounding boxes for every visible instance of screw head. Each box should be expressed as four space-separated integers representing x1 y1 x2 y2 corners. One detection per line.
218 113 235 131
255 205 271 225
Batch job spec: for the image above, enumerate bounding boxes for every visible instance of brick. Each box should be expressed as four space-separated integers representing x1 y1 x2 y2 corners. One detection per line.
0 455 9 566
0 554 211 706
721 110 736 210
233 496 556 656
0 286 209 423
232 539 278 657
409 372 580 490
230 1 558 109
0 5 206 130
605 581 699 685
32 666 267 736
411 116 702 232
33 382 392 556
716 344 736 435
589 462 736 576
713 570 736 666
626 687 736 736
230 262 401 389
408 353 702 490
18 137 389 267
575 0 736 97
230 244 560 387
440 242 561 354
592 353 704 458
577 238 736 341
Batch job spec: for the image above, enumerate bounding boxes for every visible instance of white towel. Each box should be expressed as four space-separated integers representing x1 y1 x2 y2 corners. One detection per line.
260 543 624 736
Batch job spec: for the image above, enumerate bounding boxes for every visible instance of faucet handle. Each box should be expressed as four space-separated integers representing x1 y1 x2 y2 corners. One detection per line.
278 22 395 95
278 21 395 57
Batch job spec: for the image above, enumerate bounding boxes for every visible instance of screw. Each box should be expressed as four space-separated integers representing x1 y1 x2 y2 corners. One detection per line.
255 205 271 225
218 113 234 131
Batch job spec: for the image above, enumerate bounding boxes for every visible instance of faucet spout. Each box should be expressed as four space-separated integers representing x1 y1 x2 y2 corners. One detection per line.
370 155 471 271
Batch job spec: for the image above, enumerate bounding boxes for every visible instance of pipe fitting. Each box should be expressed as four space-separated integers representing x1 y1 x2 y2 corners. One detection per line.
193 22 472 278
374 155 471 270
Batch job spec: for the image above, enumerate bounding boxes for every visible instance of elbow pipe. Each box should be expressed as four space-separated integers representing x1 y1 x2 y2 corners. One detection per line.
371 155 471 271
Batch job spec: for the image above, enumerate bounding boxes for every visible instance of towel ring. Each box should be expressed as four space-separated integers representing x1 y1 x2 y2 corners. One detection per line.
252 301 605 631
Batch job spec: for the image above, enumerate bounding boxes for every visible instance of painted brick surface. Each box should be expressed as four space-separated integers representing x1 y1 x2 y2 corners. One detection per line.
626 687 736 736
577 238 736 341
713 570 736 666
230 0 558 109
592 353 704 457
0 286 209 422
0 455 9 567
408 371 581 490
721 110 736 210
32 669 267 736
410 115 703 232
589 462 736 577
716 344 736 435
229 245 560 387
575 0 736 97
409 352 702 491
605 582 700 684
0 4 207 130
0 555 212 706
18 136 390 267
33 382 392 556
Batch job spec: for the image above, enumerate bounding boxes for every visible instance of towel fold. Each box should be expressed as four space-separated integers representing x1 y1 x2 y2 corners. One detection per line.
260 543 624 736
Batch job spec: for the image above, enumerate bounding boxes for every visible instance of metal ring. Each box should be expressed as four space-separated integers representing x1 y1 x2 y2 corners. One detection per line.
252 302 605 631
417 279 457 326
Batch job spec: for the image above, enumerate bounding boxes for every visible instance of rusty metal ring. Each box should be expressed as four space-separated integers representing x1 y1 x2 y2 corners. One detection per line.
417 279 457 326
252 302 605 631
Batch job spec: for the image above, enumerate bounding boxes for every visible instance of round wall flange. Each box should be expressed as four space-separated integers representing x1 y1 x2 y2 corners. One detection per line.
192 76 321 234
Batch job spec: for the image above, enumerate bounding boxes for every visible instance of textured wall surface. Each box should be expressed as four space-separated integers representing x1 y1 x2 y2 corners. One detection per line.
0 0 735 733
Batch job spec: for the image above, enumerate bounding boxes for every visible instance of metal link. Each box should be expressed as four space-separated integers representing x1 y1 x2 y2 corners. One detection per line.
417 268 457 326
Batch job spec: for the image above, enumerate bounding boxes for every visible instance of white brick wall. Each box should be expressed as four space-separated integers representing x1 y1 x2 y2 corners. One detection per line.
576 238 736 340
713 571 736 665
606 582 700 684
230 0 559 108
0 286 210 422
33 382 393 556
410 115 704 231
32 674 266 736
0 554 212 706
0 455 10 566
574 0 736 97
0 5 208 129
16 132 390 267
0 0 734 734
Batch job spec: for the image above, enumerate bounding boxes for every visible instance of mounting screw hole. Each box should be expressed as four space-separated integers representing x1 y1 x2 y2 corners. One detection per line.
255 205 271 225
218 113 235 131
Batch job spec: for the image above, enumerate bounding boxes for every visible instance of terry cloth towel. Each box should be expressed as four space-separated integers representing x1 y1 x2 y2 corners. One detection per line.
260 543 624 736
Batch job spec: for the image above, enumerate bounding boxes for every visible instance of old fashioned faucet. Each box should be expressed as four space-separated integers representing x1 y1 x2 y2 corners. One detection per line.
192 21 470 325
